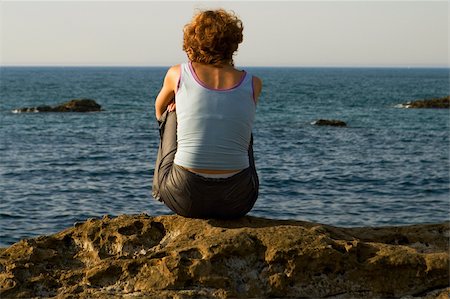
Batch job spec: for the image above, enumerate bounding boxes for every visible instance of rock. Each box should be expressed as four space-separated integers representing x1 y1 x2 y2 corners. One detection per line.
52 99 102 112
0 215 448 298
12 99 101 113
400 96 449 109
313 119 347 127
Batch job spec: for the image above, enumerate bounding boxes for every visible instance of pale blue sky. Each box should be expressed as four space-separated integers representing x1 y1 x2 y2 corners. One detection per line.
0 1 448 67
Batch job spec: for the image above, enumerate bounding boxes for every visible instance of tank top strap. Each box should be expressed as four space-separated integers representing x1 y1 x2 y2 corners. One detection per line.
178 63 192 91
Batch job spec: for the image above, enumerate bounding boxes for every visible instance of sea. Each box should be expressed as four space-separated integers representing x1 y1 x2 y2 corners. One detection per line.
0 66 449 247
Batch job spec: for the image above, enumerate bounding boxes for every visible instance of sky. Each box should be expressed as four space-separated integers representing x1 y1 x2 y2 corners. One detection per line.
0 1 448 67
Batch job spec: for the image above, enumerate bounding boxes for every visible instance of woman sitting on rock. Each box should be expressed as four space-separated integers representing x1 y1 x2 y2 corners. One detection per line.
152 9 262 219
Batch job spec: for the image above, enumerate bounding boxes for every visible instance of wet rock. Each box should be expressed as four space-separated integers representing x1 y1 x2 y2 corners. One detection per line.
0 215 448 298
313 119 347 127
13 99 101 113
400 96 449 109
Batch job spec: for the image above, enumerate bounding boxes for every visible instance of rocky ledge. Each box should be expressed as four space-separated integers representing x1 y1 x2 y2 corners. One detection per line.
0 215 448 298
399 96 449 109
12 99 101 113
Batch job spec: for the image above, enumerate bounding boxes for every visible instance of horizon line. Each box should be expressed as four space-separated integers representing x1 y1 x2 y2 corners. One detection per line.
1 64 449 69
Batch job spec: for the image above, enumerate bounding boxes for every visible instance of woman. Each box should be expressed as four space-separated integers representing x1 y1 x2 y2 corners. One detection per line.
152 9 262 219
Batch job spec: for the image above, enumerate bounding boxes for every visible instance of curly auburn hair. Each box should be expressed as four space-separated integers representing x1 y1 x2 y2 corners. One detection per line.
183 9 243 66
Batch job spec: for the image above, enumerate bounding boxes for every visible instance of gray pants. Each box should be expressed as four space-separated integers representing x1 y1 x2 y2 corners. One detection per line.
152 111 259 219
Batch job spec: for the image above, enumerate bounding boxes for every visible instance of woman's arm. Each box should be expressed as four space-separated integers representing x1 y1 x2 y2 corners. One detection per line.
155 65 180 120
253 76 263 102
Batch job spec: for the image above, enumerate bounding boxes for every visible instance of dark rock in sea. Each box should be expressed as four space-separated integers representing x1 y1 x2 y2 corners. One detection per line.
35 105 54 112
13 99 102 113
0 214 448 298
400 96 449 109
313 119 347 127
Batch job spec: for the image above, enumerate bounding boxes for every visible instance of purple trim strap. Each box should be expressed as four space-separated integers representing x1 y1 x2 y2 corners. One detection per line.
188 62 247 91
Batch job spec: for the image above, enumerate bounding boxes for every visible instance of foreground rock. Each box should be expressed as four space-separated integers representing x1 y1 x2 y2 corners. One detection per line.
13 99 101 113
313 119 347 127
0 215 448 298
399 96 449 109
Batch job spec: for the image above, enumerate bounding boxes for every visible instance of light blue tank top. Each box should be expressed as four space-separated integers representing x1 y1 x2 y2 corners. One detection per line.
174 62 256 170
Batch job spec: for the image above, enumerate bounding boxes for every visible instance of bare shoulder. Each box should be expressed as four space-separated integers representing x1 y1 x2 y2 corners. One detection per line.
165 64 181 83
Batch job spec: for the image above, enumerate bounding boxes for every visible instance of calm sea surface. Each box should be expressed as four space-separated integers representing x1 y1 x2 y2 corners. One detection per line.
0 67 449 247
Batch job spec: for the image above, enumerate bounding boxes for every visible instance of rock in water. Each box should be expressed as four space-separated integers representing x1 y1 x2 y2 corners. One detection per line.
13 99 101 113
52 99 102 112
313 119 347 127
0 215 448 298
400 96 449 109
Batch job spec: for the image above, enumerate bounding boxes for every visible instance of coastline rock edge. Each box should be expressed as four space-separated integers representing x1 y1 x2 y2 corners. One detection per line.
0 214 448 298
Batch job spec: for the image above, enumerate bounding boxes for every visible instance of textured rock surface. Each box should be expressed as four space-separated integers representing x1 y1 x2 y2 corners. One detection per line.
0 215 448 298
13 99 101 113
400 96 449 109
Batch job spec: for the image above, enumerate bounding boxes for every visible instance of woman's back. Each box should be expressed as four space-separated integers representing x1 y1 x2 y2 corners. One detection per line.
174 62 256 171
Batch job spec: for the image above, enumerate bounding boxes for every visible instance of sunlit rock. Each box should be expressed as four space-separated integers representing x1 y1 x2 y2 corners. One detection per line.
0 214 448 298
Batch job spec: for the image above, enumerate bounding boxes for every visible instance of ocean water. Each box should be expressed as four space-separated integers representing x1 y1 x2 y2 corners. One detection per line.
0 66 449 247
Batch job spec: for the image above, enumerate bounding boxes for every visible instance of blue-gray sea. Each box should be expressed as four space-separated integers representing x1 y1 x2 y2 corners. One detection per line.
0 67 449 247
